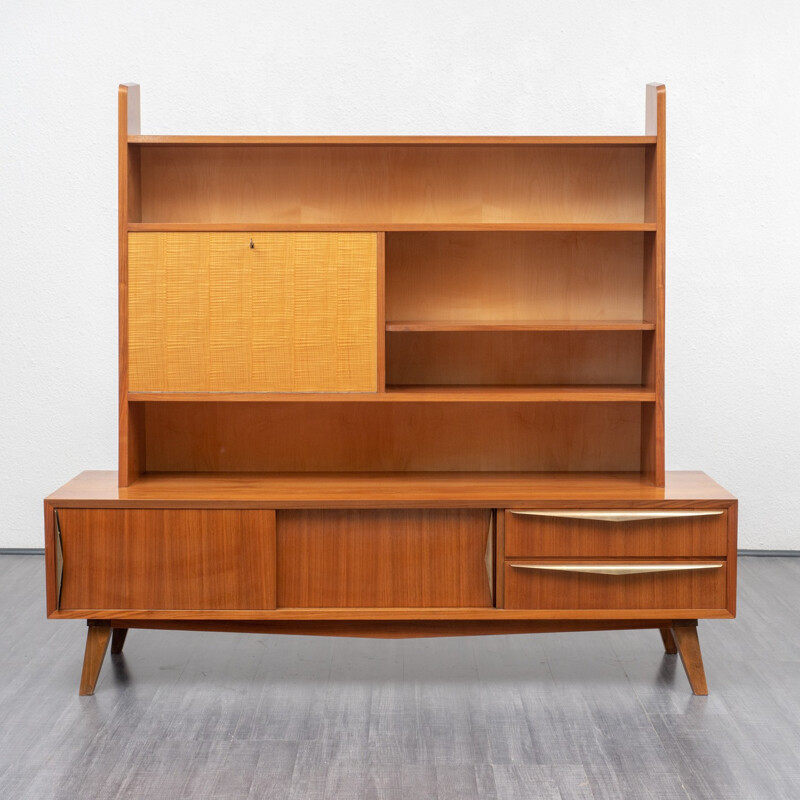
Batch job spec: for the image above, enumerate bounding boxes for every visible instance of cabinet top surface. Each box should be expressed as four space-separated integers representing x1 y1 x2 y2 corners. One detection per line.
46 471 735 508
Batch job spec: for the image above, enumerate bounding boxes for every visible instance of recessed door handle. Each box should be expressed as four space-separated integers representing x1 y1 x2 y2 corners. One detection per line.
508 563 724 576
509 510 723 523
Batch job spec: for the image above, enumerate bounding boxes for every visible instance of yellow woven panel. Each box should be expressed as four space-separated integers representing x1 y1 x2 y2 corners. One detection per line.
128 233 377 392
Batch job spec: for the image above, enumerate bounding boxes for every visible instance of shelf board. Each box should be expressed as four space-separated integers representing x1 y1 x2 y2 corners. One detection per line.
384 386 656 402
127 222 658 233
129 135 657 146
128 386 655 403
386 321 656 332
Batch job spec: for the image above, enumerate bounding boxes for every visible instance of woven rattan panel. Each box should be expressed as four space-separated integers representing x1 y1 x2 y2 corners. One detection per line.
128 232 377 392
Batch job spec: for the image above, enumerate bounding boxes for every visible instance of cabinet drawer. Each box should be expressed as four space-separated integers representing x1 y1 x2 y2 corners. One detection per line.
503 560 727 611
505 509 728 559
277 509 493 608
56 509 276 611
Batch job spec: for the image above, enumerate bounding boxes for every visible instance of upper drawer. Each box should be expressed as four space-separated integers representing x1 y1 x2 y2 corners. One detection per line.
127 232 378 393
504 509 729 558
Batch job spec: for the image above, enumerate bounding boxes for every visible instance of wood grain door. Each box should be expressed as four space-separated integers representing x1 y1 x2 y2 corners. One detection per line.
127 232 378 392
56 508 276 611
277 509 493 608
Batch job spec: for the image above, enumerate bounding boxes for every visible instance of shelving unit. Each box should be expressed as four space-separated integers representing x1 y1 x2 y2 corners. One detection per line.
44 83 737 698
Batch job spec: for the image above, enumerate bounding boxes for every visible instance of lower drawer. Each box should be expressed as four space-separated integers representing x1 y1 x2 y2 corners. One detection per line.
503 560 727 611
277 509 492 608
55 508 276 611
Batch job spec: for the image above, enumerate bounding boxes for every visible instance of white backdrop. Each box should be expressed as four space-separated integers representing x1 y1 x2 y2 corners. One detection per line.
1 1 798 549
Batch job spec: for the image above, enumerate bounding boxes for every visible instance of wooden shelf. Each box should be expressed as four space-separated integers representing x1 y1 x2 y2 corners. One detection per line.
384 386 655 402
127 222 658 233
129 135 657 146
386 321 656 332
128 386 655 403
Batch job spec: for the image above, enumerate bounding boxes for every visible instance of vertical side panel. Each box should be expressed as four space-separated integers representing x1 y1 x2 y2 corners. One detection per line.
44 502 57 616
119 83 141 486
726 500 738 616
376 232 386 391
495 509 506 608
644 83 666 485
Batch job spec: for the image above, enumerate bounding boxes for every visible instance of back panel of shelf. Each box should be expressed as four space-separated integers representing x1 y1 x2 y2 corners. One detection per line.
139 400 644 473
129 144 653 226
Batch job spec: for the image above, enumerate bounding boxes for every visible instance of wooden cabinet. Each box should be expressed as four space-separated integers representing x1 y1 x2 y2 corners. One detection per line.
44 82 737 697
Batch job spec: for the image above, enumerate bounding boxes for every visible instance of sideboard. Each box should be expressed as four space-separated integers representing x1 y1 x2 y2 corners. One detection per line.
44 83 737 695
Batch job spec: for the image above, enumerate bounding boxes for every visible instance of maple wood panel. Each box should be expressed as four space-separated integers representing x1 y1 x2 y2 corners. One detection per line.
143 401 643 472
385 232 645 322
504 510 729 558
127 232 377 393
137 145 647 224
386 331 643 386
276 509 492 608
57 509 276 610
504 560 728 611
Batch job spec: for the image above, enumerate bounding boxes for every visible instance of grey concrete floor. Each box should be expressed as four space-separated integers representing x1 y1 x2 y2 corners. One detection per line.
1 554 799 799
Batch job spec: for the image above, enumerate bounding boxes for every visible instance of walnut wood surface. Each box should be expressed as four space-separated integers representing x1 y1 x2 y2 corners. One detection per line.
385 322 655 331
46 470 737 508
504 509 729 558
643 83 666 485
50 606 734 622
129 135 657 145
57 509 276 610
659 626 678 654
276 510 492 608
376 232 386 391
79 623 111 696
503 561 727 611
137 145 648 225
128 222 659 233
128 386 656 402
142 401 643 473
106 618 675 638
386 331 644 387
385 231 646 323
119 83 142 486
127 232 377 393
671 620 708 695
110 627 128 654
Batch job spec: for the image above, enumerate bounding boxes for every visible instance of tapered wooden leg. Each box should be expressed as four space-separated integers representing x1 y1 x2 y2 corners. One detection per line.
79 622 112 696
671 621 708 696
659 626 678 654
111 628 128 655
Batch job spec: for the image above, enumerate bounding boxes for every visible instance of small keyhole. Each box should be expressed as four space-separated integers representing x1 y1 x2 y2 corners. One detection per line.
249 238 255 249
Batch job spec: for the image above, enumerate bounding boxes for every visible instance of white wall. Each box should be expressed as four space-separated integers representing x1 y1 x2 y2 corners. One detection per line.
1 1 798 549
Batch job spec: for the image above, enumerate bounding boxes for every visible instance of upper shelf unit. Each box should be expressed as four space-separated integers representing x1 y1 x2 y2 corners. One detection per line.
125 141 659 228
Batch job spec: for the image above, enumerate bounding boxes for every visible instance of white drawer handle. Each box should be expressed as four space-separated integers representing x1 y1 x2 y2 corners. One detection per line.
509 510 723 523
509 563 724 576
